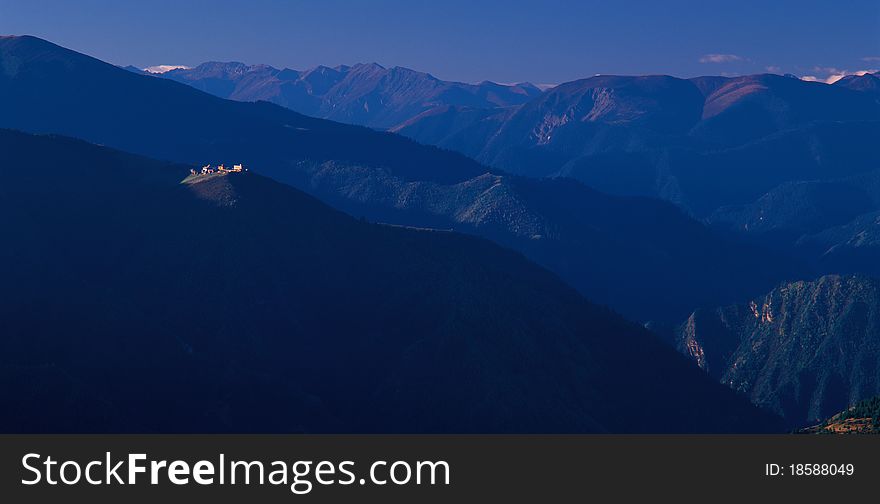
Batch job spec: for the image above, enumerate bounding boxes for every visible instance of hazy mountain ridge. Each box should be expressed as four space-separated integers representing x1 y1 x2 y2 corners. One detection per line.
710 169 880 237
0 128 780 433
394 73 880 216
709 164 880 277
0 35 804 322
157 60 543 129
673 275 880 428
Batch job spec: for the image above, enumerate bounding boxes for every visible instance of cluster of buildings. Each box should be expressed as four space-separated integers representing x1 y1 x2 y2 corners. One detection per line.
190 163 246 176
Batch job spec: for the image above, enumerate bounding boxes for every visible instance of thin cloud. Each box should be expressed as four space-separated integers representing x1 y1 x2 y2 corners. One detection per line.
699 54 744 64
862 56 880 62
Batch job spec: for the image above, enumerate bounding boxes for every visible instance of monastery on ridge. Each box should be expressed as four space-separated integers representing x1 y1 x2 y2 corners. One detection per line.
190 163 247 176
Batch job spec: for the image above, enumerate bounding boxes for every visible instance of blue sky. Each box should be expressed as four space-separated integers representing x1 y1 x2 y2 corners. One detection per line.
1 0 877 84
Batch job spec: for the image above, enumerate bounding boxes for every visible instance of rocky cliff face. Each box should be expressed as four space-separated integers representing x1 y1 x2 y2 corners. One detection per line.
675 275 880 427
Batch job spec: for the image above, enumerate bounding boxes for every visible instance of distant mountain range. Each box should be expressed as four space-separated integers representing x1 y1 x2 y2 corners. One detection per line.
0 35 801 322
151 59 880 244
385 70 880 291
0 128 781 433
147 61 543 129
5 35 879 433
669 275 880 428
393 73 880 215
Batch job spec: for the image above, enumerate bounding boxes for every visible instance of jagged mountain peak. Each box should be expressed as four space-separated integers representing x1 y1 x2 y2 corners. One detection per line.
155 55 542 129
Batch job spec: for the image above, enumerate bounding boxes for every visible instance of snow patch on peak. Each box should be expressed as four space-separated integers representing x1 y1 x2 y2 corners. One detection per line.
143 65 191 74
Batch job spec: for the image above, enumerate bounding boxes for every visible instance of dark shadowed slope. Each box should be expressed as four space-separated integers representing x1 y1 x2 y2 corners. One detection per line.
708 166 880 277
300 165 805 322
797 211 880 277
0 35 803 322
158 61 542 129
0 130 780 433
673 275 880 428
